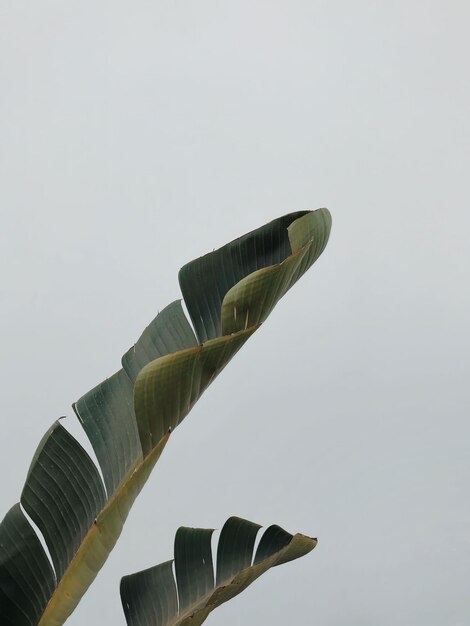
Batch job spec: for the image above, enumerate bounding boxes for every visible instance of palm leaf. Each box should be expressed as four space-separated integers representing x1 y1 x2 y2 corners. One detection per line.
0 209 331 626
120 516 317 626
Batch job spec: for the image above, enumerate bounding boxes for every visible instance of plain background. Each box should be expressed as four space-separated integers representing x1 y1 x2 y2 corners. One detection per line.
1 2 469 625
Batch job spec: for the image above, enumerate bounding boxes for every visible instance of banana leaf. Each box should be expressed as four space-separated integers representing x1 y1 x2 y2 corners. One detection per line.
120 516 317 626
0 209 331 626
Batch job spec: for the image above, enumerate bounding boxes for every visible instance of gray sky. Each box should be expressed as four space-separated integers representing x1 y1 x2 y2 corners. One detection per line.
1 1 469 625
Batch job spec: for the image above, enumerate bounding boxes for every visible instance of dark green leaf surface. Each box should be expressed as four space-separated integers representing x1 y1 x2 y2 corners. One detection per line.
74 302 197 498
175 528 214 614
73 370 140 497
21 422 107 582
221 209 332 334
121 561 177 626
37 433 169 626
122 301 198 383
0 503 56 626
253 524 293 565
216 517 260 585
120 517 317 626
179 211 310 343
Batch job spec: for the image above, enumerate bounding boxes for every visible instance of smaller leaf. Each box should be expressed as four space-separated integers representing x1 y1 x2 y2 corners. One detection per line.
120 516 317 626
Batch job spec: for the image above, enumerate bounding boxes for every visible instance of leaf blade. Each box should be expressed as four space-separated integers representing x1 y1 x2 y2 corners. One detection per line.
0 504 56 626
120 517 317 626
179 211 311 343
37 433 170 626
134 328 256 456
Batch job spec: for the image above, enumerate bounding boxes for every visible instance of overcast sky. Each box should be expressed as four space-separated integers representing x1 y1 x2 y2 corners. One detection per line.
1 2 469 625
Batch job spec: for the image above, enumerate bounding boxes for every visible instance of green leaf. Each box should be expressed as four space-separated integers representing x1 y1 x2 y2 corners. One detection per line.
21 422 107 582
0 504 56 626
122 300 198 384
120 517 317 626
179 210 312 343
134 327 256 456
36 434 169 626
221 209 332 334
0 209 331 625
73 300 197 498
